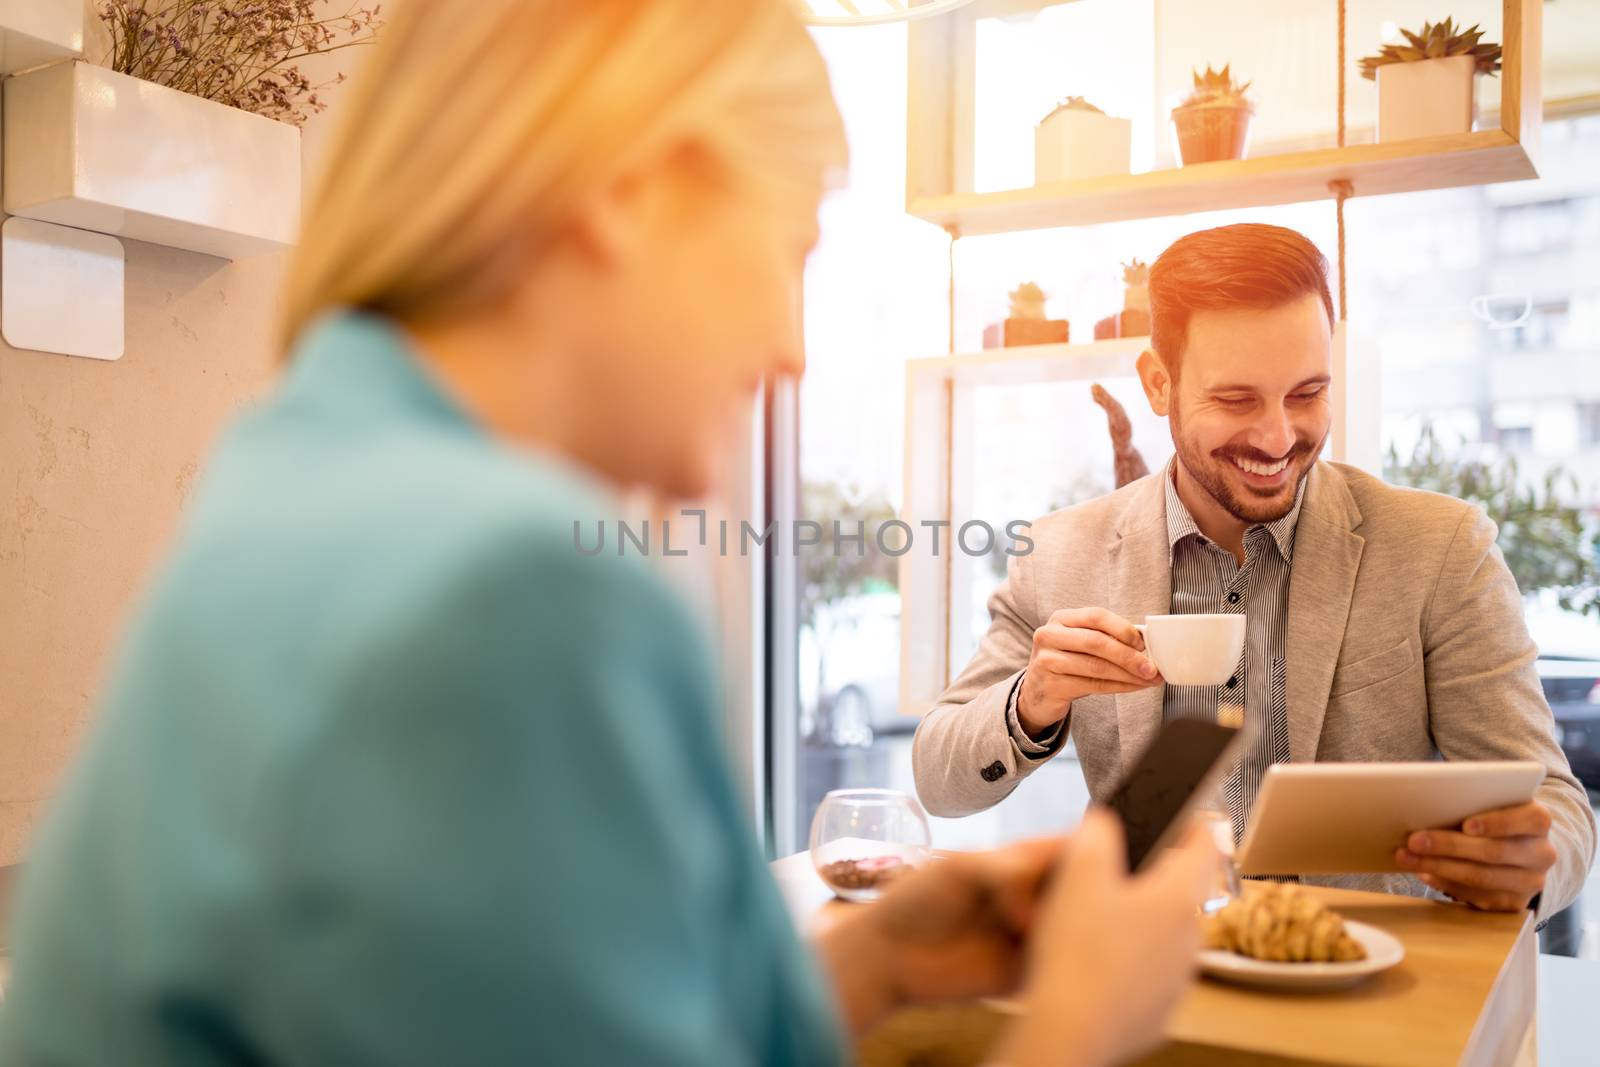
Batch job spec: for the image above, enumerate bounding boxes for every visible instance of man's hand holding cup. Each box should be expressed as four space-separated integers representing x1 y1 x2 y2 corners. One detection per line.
1017 608 1163 738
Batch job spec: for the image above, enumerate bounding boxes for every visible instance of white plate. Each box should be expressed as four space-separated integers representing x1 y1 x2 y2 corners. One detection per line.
1198 920 1405 992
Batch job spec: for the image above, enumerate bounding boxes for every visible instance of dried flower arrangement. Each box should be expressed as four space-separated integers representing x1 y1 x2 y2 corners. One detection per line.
1359 18 1501 81
98 1 383 126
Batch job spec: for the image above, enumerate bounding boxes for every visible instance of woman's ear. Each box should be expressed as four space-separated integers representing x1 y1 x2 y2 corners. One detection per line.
567 137 721 270
1137 348 1172 417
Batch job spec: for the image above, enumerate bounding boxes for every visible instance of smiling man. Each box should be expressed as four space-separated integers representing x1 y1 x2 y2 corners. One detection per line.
913 223 1596 921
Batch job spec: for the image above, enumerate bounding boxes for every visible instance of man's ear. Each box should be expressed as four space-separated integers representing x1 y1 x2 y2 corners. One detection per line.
1137 349 1172 417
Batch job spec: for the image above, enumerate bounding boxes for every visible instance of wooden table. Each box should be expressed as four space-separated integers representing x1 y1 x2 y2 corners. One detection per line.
772 853 1537 1067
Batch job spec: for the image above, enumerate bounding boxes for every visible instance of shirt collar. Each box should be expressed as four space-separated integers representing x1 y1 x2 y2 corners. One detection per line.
1162 457 1305 562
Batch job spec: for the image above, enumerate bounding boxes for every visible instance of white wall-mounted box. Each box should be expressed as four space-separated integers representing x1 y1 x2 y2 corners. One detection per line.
3 61 300 260
0 0 82 75
1 217 124 361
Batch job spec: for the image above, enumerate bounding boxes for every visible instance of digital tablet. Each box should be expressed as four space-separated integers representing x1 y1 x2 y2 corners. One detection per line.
1235 761 1546 876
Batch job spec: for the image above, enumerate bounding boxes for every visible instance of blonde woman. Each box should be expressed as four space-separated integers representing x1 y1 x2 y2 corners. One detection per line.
0 3 1213 1064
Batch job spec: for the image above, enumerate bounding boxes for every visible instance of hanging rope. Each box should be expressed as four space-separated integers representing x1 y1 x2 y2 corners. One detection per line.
945 223 959 354
1332 0 1350 322
1337 0 1347 149
1331 180 1352 322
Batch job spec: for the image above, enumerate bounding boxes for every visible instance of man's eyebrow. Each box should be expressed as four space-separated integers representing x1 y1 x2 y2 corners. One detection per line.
1206 375 1331 393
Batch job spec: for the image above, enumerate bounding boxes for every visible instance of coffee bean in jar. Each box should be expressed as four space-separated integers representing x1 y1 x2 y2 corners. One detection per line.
819 855 909 896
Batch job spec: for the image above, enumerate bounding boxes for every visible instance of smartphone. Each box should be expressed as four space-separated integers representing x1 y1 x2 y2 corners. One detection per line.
1103 717 1243 872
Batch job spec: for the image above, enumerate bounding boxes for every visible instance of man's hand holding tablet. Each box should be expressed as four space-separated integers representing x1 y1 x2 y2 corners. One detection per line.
1397 800 1559 912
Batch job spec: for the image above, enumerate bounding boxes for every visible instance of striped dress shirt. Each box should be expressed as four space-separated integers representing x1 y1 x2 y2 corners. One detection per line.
1162 462 1304 843
1006 462 1307 842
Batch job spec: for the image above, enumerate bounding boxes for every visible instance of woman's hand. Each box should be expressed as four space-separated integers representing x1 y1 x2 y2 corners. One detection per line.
814 836 1062 1036
992 810 1216 1067
813 809 1215 1066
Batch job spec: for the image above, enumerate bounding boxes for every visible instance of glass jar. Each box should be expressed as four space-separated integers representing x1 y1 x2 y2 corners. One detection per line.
808 788 932 902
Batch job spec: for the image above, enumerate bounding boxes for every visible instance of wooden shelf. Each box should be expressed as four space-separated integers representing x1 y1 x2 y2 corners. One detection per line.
907 336 1147 388
906 0 1541 237
911 131 1536 236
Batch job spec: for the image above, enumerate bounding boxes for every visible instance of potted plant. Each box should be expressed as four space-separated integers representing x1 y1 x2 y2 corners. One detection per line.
2 1 380 260
1170 65 1253 166
984 282 1069 348
1034 95 1131 185
1094 259 1151 340
1359 18 1501 142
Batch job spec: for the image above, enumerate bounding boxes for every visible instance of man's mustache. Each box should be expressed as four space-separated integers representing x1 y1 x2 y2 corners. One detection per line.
1213 442 1317 466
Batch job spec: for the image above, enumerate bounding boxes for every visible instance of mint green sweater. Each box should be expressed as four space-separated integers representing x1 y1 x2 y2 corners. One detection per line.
0 312 843 1066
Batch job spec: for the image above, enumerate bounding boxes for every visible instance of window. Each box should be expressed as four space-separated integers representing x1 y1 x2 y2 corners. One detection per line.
1581 403 1600 448
787 14 1598 954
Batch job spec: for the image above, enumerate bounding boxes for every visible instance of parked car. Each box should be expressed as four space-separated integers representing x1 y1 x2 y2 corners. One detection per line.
799 592 911 748
1526 598 1600 793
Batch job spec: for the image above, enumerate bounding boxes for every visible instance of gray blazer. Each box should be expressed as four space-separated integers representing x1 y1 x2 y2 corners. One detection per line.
912 462 1596 919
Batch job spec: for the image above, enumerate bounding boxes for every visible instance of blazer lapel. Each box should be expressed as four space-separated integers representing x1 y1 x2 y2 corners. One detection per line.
1106 476 1173 774
1285 464 1366 764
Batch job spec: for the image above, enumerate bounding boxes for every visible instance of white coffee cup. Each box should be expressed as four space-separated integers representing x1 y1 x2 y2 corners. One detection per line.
1134 614 1246 686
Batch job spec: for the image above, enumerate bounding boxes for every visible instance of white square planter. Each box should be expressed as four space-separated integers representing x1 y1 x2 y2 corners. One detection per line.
0 0 82 74
2 61 300 260
1376 54 1477 143
1034 110 1131 184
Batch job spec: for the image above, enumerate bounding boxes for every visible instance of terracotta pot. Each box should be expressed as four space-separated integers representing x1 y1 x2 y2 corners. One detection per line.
1171 100 1253 165
983 318 1069 349
1093 309 1149 341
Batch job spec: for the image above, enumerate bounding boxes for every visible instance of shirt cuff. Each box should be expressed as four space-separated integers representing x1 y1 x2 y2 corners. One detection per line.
1006 672 1063 758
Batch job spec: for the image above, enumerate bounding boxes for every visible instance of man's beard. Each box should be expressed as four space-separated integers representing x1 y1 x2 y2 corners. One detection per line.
1171 405 1322 526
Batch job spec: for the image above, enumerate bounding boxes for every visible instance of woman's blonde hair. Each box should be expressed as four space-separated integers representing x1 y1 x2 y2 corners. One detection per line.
278 0 846 352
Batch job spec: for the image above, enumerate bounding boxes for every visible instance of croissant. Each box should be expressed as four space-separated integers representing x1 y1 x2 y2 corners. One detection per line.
1204 884 1367 963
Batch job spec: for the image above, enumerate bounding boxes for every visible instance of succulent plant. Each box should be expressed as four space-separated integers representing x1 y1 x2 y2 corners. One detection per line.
1179 64 1253 108
1040 95 1105 124
1008 282 1047 321
1359 18 1502 80
1121 259 1149 287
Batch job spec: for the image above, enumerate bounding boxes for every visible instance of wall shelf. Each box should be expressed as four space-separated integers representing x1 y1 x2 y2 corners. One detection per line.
907 0 1541 236
906 335 1147 387
910 130 1535 235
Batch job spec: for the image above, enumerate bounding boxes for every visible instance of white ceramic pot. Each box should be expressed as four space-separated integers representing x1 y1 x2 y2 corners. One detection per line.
3 61 301 259
0 0 82 74
1376 54 1476 142
1034 109 1132 184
